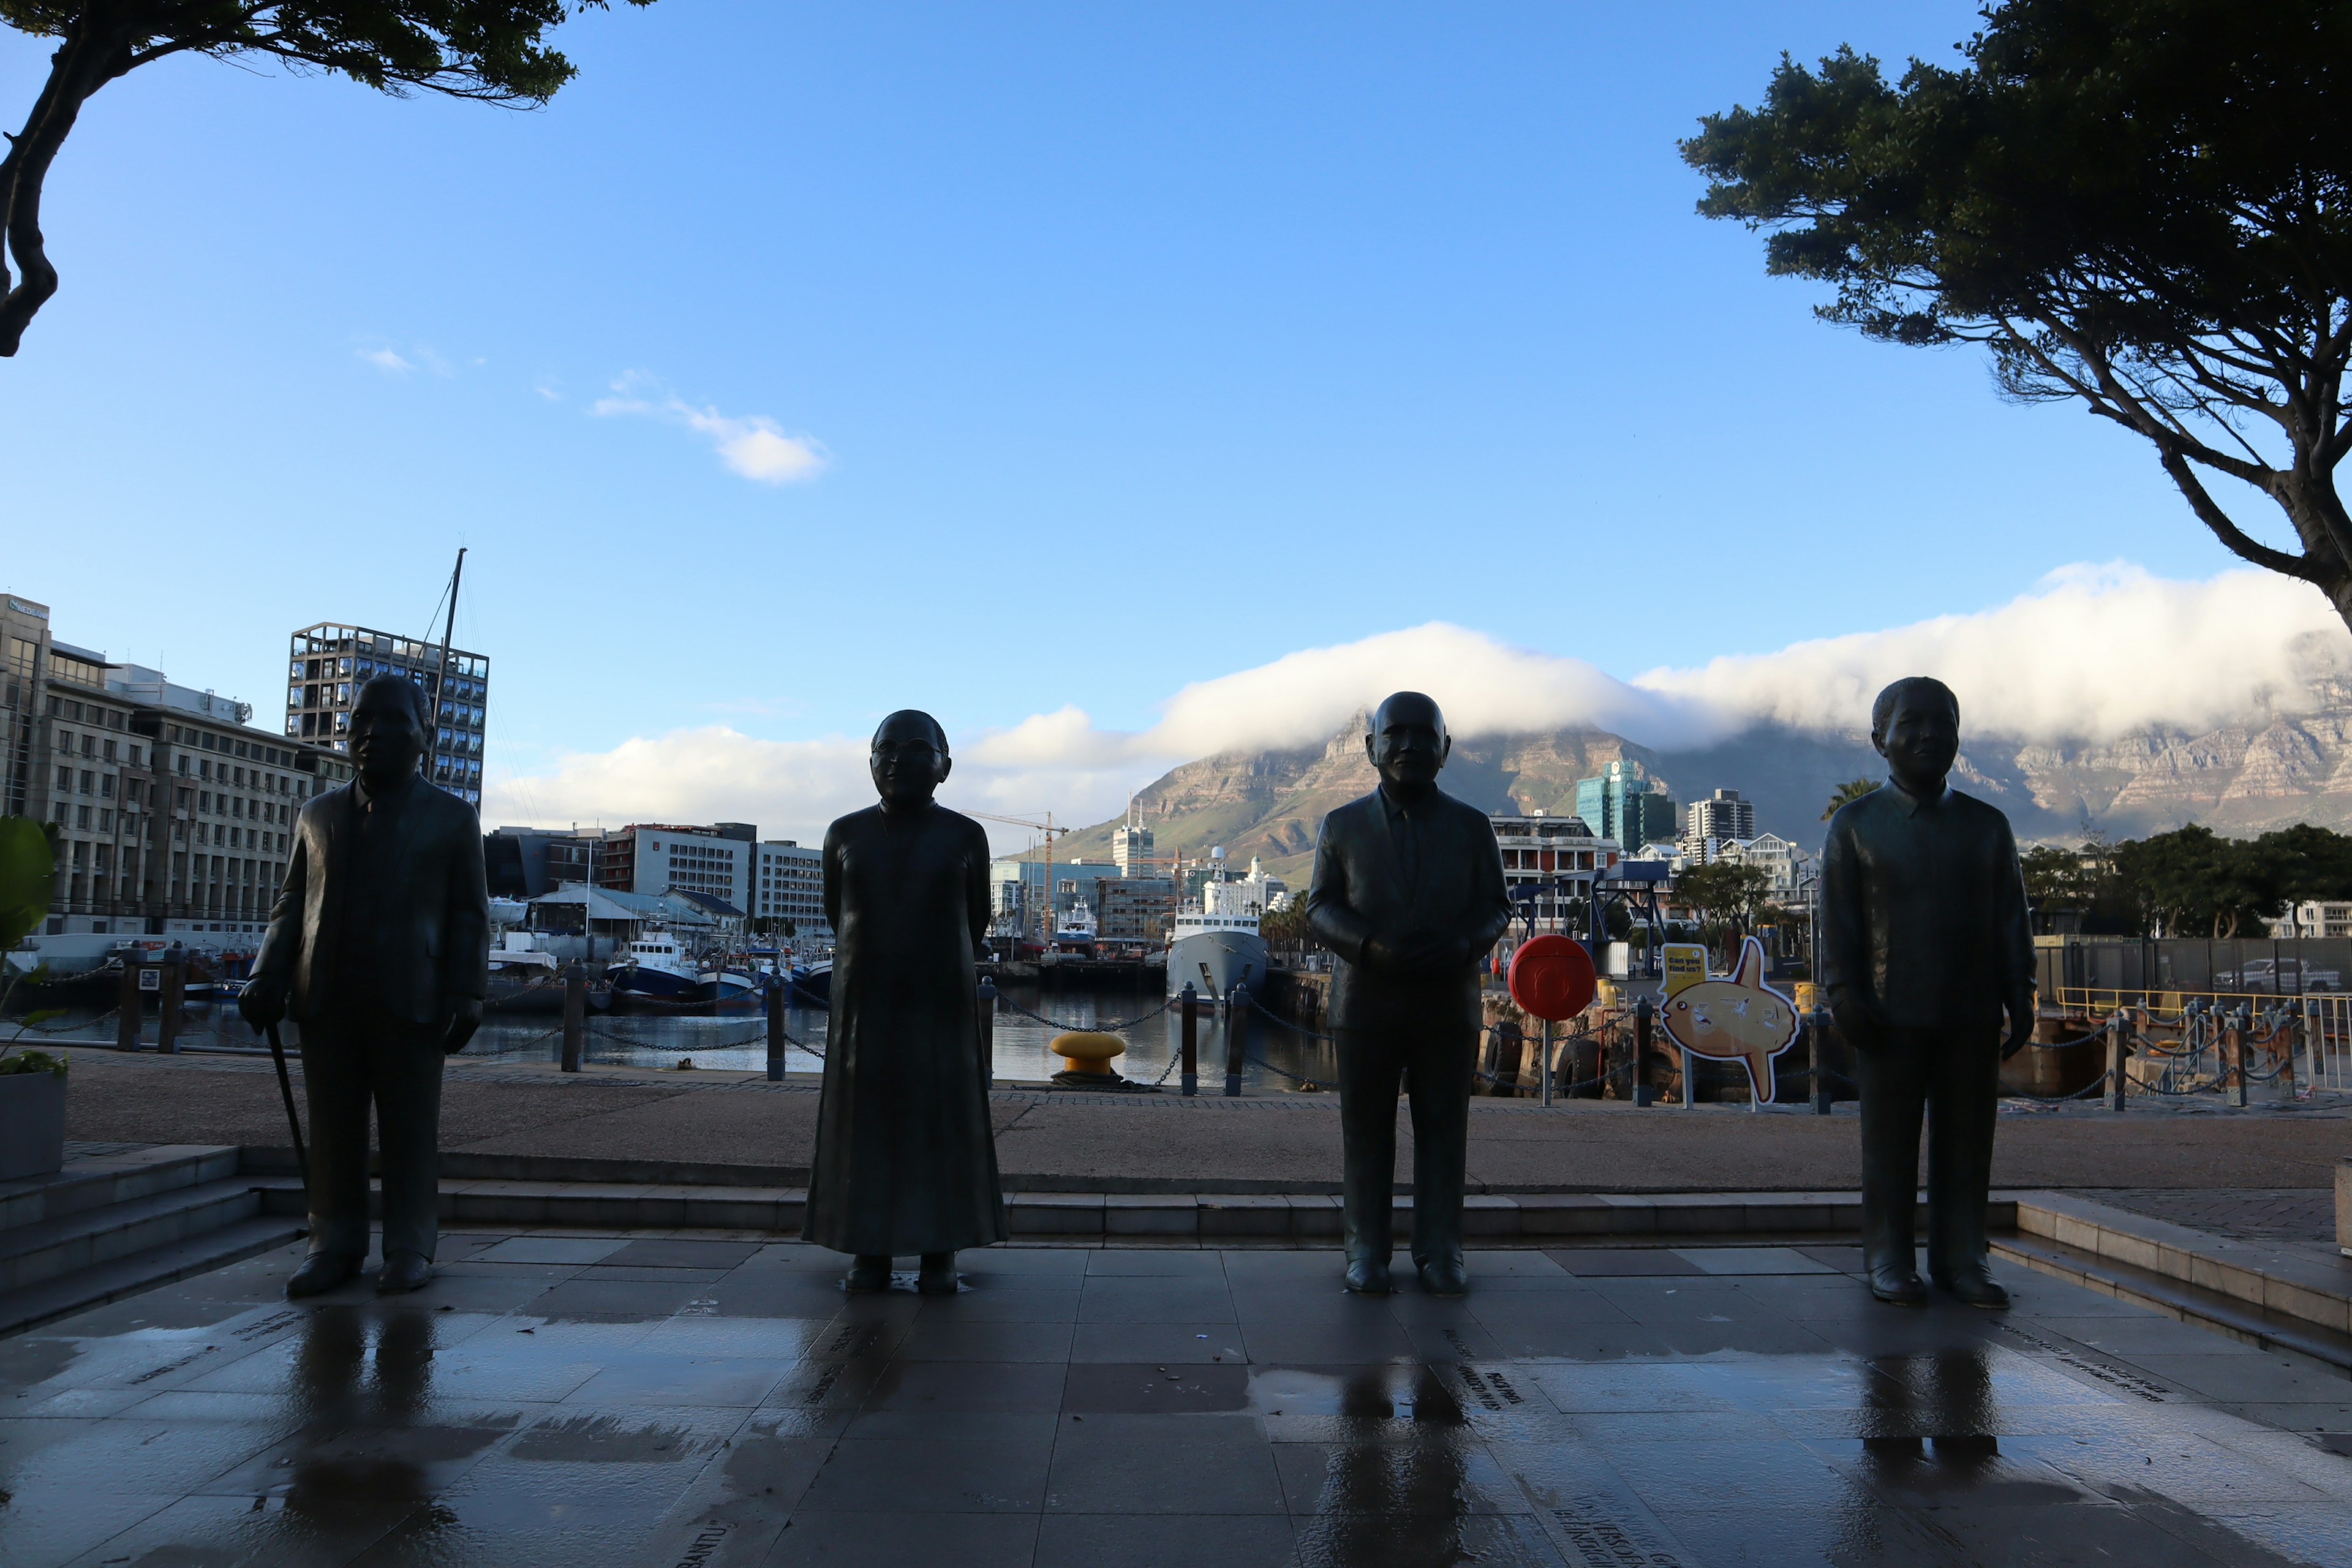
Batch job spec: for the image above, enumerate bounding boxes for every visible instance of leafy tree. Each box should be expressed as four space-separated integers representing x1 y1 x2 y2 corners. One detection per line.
2252 823 2352 903
1258 897 1312 947
2111 824 2287 938
1686 2 2352 629
0 1 654 356
1674 858 1773 933
1822 777 1877 821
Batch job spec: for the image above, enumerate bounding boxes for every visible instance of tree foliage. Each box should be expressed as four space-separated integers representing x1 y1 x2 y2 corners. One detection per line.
1684 1 2352 627
0 0 652 355
1674 858 1774 931
2032 821 2352 937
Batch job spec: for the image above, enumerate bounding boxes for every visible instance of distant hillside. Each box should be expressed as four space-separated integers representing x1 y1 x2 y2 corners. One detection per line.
1054 681 2352 884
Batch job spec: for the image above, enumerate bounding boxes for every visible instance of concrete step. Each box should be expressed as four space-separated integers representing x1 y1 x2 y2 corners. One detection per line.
0 1145 241 1232
0 1215 307 1338
1995 1230 2352 1375
0 1179 266 1293
2013 1191 2352 1341
254 1177 2011 1245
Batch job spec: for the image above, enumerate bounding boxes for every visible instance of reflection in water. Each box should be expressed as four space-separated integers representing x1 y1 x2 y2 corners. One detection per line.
279 1307 480 1517
1295 1366 1476 1568
1862 1348 2000 1474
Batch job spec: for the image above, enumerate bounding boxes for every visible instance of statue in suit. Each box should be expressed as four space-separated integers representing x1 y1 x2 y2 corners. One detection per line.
806 710 1006 1294
1306 692 1511 1295
1821 676 2034 1309
242 673 489 1298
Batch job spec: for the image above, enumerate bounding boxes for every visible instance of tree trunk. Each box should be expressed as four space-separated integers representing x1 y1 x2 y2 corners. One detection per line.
1 7 138 357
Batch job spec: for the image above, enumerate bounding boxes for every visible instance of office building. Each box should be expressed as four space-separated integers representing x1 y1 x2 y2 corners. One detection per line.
11 596 353 937
1574 760 1678 856
1096 876 1176 941
285 621 489 805
1112 819 1157 876
755 840 828 938
1682 788 1755 856
591 823 755 911
988 858 1123 937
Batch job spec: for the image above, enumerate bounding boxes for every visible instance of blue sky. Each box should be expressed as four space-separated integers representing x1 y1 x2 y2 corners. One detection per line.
0 2 2302 836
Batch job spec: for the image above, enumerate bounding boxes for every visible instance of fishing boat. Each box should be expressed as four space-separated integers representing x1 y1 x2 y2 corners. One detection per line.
605 929 700 1006
785 960 832 1005
697 964 760 1006
486 934 567 1014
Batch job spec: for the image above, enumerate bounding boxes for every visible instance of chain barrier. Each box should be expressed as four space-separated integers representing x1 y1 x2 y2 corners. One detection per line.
9 1004 120 1037
994 993 1177 1035
2005 1069 2114 1103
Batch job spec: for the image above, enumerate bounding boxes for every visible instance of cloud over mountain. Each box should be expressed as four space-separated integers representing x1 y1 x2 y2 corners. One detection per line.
483 564 2351 851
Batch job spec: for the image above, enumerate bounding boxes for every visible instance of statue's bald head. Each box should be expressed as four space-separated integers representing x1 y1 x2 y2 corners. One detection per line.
1370 691 1447 742
873 709 949 752
1365 691 1450 801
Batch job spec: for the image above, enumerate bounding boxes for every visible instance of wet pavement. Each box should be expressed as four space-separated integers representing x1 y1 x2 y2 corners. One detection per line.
5 1236 2352 1566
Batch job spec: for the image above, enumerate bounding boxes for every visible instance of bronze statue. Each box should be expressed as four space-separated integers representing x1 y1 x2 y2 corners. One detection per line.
805 710 1006 1292
243 673 489 1298
1306 692 1511 1295
1821 676 2033 1308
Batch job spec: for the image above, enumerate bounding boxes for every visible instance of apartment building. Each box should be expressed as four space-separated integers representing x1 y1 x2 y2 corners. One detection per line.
285 621 489 805
754 841 827 937
1490 810 1618 932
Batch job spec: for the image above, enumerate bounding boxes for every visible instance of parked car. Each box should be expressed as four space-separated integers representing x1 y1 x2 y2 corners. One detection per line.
2217 959 2342 993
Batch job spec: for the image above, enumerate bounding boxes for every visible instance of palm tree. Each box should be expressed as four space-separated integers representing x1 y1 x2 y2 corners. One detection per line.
1822 778 1879 821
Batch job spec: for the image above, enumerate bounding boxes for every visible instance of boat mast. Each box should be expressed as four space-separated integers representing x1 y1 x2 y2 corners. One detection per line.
428 548 466 790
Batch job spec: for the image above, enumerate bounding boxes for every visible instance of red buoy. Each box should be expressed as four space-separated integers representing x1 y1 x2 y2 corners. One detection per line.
1507 934 1597 1023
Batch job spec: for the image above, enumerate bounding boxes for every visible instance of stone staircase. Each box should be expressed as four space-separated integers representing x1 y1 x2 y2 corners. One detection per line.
0 1144 306 1337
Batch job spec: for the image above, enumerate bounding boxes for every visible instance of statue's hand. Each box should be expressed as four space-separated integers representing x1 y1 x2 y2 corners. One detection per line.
1830 996 1885 1057
238 976 286 1033
444 998 484 1055
2001 991 2036 1061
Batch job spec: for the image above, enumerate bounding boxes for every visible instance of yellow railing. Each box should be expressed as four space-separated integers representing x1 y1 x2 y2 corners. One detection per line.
2051 987 2320 1019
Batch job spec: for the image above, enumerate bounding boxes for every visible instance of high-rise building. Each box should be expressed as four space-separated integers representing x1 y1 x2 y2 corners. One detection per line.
1112 820 1156 876
1682 788 1756 857
285 622 489 805
1573 760 1677 854
754 840 829 938
592 824 753 911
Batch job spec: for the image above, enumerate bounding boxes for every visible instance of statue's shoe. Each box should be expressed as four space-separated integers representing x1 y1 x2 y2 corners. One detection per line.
1418 1260 1469 1297
1343 1259 1393 1295
1935 1269 2011 1310
1868 1267 1929 1307
377 1253 434 1295
917 1253 960 1295
286 1253 359 1299
843 1256 892 1292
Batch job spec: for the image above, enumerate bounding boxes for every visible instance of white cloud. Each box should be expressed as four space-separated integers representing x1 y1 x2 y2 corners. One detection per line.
483 565 2352 851
591 372 828 484
359 347 412 373
356 343 455 376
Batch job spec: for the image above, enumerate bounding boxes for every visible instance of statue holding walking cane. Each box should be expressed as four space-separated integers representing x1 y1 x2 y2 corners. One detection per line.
241 673 490 1298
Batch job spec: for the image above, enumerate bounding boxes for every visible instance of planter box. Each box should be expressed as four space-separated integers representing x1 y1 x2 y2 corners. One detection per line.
0 1070 66 1181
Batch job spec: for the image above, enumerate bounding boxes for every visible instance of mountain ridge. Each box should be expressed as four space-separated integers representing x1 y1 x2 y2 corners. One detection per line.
1046 684 2352 884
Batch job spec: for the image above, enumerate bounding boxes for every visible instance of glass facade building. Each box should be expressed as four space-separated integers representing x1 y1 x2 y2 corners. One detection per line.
285 622 488 805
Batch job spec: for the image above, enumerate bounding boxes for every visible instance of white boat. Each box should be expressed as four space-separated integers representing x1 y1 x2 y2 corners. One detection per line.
1165 852 1278 1003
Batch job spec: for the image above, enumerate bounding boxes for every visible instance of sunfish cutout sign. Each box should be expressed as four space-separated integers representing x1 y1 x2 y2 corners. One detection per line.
1657 937 1800 1104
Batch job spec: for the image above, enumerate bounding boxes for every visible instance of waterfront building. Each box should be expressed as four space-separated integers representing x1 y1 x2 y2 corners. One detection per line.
1681 788 1755 857
755 840 828 938
1574 760 1678 856
1709 833 1815 902
2278 900 2352 938
987 857 1124 936
1490 811 1616 931
285 621 489 805
7 597 352 937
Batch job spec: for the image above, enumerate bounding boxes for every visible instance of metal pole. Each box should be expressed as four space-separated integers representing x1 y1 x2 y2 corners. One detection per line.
1180 982 1199 1097
763 971 784 1081
1632 993 1654 1108
1540 1019 1553 1107
2278 1003 2299 1101
2307 997 2324 1097
2107 1011 2128 1113
2228 1005 2249 1109
978 978 998 1089
1808 1006 1831 1115
562 966 585 1072
263 1022 308 1194
1226 981 1249 1097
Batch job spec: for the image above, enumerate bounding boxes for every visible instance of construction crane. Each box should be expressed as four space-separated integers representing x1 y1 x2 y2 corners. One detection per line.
962 810 1071 944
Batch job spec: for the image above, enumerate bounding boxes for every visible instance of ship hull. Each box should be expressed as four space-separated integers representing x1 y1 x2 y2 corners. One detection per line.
1166 929 1272 1003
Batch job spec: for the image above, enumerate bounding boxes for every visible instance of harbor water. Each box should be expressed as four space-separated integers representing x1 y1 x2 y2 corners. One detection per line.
9 984 1340 1093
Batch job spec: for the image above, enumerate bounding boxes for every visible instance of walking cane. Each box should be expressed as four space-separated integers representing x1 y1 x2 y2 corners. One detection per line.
264 1023 309 1196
